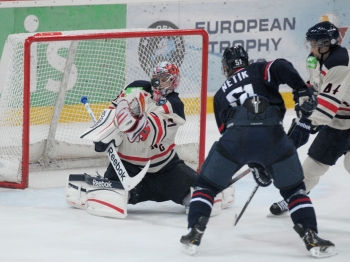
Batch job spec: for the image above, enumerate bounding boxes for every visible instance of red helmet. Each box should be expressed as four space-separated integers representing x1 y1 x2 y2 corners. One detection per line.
151 61 180 103
151 61 180 90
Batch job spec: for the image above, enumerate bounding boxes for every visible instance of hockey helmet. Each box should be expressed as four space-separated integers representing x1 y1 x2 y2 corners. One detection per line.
221 45 249 77
305 21 340 48
151 61 180 103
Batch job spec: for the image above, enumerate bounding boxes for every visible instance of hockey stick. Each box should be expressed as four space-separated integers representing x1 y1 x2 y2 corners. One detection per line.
232 121 297 226
234 184 259 226
81 96 97 123
80 96 150 190
287 119 297 137
226 168 252 187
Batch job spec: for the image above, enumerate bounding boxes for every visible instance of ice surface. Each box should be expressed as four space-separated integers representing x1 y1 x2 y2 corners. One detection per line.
0 110 348 262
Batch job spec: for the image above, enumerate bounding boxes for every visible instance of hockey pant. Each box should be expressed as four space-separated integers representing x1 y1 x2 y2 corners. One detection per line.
303 126 350 192
105 154 198 205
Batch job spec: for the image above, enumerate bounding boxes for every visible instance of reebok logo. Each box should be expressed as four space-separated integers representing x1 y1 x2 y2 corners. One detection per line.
91 110 107 128
93 179 112 188
107 146 126 181
297 121 311 130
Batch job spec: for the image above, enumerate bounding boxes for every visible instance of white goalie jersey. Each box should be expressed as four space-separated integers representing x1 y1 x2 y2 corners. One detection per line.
116 93 186 172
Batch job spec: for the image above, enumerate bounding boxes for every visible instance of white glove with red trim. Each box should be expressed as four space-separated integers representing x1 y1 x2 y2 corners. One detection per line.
115 88 148 142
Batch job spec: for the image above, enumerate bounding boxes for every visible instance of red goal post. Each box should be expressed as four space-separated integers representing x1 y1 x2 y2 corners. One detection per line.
0 28 208 189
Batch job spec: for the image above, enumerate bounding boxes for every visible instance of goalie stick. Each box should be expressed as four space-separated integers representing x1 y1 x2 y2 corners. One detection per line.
80 96 150 190
232 120 297 226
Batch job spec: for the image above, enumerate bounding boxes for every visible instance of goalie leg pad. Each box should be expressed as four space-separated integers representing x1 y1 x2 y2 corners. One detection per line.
208 185 236 216
210 192 223 217
344 151 350 174
222 184 235 209
186 189 226 217
85 177 128 218
66 174 87 209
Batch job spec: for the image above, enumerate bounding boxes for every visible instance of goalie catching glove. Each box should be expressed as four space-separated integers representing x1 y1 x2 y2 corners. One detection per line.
249 164 272 187
115 88 148 142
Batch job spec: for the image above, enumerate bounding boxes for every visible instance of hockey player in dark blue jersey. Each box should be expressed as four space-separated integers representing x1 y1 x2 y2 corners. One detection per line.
180 45 336 258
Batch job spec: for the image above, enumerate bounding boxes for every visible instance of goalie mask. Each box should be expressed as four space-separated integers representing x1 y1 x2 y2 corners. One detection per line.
151 61 180 103
221 45 249 78
305 21 339 54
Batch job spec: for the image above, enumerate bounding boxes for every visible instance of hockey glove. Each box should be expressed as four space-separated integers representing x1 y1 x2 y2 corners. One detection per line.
289 118 310 149
293 85 317 118
250 164 272 187
115 100 147 142
293 117 322 134
115 88 149 142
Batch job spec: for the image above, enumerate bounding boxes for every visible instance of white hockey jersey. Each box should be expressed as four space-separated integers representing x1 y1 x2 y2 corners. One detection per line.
306 46 350 130
113 90 186 173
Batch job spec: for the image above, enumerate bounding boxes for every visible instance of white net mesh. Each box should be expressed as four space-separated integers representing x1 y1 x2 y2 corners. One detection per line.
0 29 207 186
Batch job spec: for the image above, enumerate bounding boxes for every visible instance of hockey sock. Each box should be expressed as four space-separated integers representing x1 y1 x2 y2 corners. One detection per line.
187 186 214 229
288 193 317 233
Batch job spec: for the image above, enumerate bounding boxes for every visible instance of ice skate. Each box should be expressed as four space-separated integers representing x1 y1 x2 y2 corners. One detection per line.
294 224 337 258
180 216 208 255
267 199 289 217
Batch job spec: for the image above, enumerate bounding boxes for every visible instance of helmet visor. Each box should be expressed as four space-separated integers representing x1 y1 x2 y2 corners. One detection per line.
304 39 318 51
304 38 330 51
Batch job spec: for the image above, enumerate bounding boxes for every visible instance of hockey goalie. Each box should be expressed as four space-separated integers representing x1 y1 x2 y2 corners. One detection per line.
65 61 235 219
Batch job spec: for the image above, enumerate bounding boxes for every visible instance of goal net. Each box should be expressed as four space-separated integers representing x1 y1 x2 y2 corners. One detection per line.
0 28 208 189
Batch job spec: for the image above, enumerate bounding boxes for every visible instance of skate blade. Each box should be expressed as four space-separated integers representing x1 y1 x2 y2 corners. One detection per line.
267 211 289 218
310 246 337 258
181 243 197 255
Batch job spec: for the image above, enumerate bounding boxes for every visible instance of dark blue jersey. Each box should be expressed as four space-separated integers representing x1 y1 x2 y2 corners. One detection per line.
165 92 186 120
214 59 308 134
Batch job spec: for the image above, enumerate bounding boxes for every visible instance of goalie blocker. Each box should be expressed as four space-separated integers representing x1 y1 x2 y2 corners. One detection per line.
66 173 129 218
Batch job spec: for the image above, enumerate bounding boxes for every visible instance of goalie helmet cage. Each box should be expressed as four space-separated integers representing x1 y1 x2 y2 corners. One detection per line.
0 28 208 189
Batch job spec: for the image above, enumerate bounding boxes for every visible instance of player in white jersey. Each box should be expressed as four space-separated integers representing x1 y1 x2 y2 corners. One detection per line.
269 21 350 216
66 61 235 218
